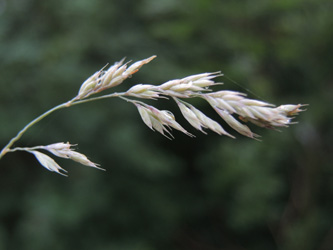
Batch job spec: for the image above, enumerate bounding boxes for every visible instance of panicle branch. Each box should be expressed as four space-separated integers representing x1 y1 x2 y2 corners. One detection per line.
22 142 103 176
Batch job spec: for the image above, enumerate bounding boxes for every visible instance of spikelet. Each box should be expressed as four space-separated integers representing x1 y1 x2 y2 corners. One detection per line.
76 56 156 100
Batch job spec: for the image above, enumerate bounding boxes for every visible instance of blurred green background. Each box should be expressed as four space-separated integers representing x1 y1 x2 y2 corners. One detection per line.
0 0 332 249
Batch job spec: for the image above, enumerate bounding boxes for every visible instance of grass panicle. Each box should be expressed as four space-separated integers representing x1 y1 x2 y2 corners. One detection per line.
0 56 306 176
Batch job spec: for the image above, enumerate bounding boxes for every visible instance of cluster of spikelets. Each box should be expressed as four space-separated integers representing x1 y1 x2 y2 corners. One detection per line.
77 56 304 139
25 143 103 176
0 56 306 176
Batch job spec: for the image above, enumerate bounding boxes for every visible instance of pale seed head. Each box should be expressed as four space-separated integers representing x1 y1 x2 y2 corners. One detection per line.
29 150 68 176
42 142 104 171
276 104 307 116
135 103 193 139
125 55 157 75
214 107 259 139
126 84 160 99
76 56 156 100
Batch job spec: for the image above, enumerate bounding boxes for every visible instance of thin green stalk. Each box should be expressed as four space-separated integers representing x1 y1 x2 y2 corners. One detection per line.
0 102 71 159
0 92 125 159
71 92 123 106
7 145 45 153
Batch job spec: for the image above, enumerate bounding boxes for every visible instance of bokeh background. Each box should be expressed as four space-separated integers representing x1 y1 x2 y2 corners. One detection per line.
0 0 332 249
